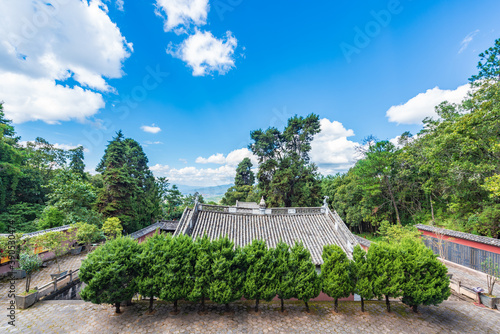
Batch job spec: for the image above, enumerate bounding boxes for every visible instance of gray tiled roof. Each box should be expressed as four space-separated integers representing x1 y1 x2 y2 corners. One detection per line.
415 224 500 248
174 204 358 265
354 235 372 248
128 221 179 240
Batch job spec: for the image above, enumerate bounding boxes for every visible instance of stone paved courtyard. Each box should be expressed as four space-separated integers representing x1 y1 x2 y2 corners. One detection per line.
0 252 87 301
1 299 499 333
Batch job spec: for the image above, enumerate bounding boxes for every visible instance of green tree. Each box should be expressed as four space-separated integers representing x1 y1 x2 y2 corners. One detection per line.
273 241 295 312
102 217 123 240
352 245 373 312
19 251 42 293
80 236 140 313
187 235 213 312
137 232 168 313
321 245 353 313
400 237 450 313
208 237 245 312
470 37 500 81
37 206 66 230
368 242 404 312
45 169 100 225
290 241 321 312
243 239 276 312
160 234 195 314
75 222 103 252
97 132 160 233
235 157 255 186
250 114 322 207
68 146 86 177
33 230 71 274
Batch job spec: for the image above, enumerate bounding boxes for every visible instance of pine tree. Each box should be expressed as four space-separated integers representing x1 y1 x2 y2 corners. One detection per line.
400 237 451 313
137 233 169 313
68 146 85 177
160 234 195 314
291 241 321 312
274 241 295 312
80 237 140 313
321 245 353 313
188 235 213 312
208 237 245 312
96 131 160 233
352 245 373 312
235 157 255 186
243 239 277 312
369 242 404 312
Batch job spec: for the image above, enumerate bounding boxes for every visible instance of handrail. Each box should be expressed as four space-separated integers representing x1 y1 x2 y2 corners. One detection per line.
37 268 80 292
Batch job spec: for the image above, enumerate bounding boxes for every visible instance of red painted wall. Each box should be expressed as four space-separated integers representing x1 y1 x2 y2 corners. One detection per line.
419 230 500 255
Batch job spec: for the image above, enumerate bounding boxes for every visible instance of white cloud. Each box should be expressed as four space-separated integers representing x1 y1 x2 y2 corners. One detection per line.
459 30 479 54
141 125 162 134
310 118 359 175
144 141 163 145
386 84 470 125
0 0 132 123
0 72 105 124
150 163 237 187
167 30 237 76
155 0 209 34
196 148 258 166
179 158 187 164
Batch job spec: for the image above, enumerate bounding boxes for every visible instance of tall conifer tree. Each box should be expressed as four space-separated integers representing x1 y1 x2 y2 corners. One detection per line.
321 245 353 313
290 241 321 312
243 239 277 312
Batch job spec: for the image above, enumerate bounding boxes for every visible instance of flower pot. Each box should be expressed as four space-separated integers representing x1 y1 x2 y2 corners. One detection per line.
479 294 500 309
50 271 68 280
15 291 38 309
71 246 83 255
11 269 26 279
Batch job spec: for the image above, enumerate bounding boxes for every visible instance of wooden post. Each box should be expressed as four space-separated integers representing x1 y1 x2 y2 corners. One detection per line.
69 270 73 282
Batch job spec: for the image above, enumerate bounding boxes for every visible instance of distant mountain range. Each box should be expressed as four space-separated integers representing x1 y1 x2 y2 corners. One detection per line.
175 184 233 203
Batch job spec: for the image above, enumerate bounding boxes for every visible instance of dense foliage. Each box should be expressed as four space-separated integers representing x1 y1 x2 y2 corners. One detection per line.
250 114 322 207
80 234 449 314
221 157 258 205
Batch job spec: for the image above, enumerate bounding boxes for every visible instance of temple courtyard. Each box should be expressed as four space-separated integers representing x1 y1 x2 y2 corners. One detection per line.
1 298 499 333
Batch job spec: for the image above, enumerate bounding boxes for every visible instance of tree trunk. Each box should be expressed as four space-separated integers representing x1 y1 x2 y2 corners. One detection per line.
280 297 284 312
25 276 30 292
255 299 259 312
412 305 418 313
115 302 121 314
225 303 230 312
174 300 178 313
305 301 309 313
361 297 365 312
385 295 391 313
201 295 205 312
56 257 61 273
385 177 401 225
149 296 154 312
334 298 338 313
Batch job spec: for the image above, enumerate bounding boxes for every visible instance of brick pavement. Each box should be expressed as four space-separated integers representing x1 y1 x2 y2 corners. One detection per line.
1 299 499 333
445 262 500 297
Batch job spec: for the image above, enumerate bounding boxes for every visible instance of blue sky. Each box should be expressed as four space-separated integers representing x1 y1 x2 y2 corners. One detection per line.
1 0 499 187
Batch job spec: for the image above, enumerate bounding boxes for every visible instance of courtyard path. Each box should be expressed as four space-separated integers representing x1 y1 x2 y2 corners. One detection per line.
0 252 88 302
1 299 499 333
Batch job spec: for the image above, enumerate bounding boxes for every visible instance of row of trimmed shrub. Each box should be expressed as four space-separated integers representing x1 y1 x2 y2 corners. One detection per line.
79 233 450 314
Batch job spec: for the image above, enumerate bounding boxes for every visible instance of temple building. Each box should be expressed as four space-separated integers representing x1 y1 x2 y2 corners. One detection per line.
174 197 358 265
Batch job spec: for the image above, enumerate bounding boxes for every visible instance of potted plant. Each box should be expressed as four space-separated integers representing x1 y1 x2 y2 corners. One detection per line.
479 258 500 309
33 231 71 280
15 251 42 309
